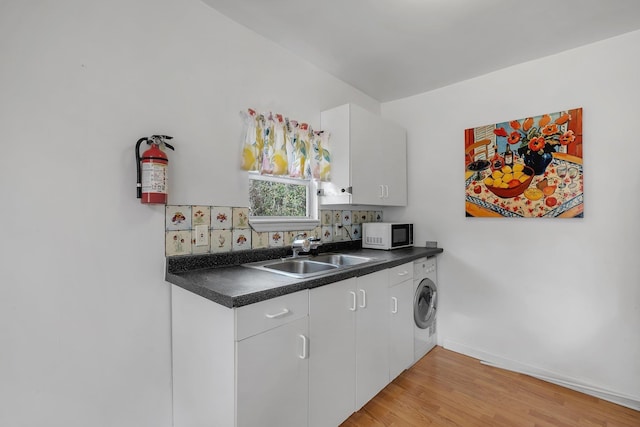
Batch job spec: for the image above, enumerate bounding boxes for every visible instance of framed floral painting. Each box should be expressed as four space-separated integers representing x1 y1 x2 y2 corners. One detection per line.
464 108 583 218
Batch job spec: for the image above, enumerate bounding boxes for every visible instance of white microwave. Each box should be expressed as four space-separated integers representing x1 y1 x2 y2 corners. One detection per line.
362 222 414 250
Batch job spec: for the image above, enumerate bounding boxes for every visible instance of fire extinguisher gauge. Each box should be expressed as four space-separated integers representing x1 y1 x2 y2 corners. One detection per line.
150 135 175 151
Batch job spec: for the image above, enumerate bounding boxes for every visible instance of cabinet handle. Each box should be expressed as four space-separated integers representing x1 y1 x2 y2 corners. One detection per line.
397 270 409 276
391 297 398 314
359 289 367 308
384 185 389 198
265 308 290 319
349 291 357 311
379 184 384 198
299 335 308 359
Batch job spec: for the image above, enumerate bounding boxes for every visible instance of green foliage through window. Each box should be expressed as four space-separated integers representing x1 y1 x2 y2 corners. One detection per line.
249 178 307 217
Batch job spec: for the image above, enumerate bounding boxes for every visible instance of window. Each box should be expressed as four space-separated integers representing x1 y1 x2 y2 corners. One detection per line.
474 124 497 159
249 174 308 216
248 173 319 232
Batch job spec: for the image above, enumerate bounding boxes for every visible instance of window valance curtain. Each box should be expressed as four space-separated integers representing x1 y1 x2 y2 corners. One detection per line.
240 109 331 182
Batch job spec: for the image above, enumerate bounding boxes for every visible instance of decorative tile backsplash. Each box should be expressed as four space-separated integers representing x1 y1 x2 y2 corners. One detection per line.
164 206 382 257
166 205 192 230
192 206 210 227
211 206 232 229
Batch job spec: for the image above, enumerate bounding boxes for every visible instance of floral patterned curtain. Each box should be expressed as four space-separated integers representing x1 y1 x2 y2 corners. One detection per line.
240 109 331 181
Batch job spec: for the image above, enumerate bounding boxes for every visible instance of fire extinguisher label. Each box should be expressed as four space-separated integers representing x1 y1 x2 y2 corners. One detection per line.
142 162 167 194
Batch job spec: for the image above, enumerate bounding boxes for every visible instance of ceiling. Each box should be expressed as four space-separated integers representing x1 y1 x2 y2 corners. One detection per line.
200 0 640 102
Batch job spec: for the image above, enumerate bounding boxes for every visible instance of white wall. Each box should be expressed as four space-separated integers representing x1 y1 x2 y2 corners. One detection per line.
382 30 640 406
0 0 378 426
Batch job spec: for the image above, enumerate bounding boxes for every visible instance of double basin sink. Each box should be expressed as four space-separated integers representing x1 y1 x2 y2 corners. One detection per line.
243 253 376 278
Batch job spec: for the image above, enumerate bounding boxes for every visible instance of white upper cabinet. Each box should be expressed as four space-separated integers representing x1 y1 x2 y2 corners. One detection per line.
320 104 407 206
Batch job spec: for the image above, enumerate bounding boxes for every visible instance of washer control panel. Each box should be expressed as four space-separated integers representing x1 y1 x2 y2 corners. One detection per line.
414 256 436 276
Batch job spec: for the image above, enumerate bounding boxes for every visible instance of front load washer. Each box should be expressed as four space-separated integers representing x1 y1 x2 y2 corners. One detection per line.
413 257 438 362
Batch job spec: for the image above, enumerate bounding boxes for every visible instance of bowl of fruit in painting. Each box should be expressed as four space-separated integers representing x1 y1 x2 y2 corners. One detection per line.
483 164 535 198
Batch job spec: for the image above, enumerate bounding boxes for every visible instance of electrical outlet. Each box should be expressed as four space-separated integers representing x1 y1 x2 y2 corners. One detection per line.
195 225 209 247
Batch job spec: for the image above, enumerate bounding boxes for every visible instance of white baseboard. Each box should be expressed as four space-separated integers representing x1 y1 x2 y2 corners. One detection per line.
443 339 640 412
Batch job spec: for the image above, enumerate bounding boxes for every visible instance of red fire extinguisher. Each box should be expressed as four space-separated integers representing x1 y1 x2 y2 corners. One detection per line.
136 135 175 204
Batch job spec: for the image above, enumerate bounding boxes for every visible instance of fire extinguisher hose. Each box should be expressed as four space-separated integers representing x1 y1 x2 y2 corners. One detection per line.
135 137 148 199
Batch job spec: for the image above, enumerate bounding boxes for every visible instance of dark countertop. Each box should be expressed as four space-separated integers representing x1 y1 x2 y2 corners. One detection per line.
165 246 443 308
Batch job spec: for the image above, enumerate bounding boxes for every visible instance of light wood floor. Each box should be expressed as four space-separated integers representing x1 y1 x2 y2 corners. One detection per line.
341 346 639 427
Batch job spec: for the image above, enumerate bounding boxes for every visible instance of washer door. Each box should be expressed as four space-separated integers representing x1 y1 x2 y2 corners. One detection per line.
414 278 437 329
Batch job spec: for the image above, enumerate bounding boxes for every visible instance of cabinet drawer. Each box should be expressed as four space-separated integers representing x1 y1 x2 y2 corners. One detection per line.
235 290 309 341
388 262 413 287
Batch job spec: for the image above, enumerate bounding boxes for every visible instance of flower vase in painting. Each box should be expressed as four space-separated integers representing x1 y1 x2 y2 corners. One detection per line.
523 151 554 175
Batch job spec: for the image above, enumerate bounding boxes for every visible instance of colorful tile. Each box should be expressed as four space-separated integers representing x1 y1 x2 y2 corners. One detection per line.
192 206 211 227
321 210 333 226
210 229 232 253
211 206 232 229
269 231 284 247
166 205 192 231
321 226 333 243
374 211 383 222
165 230 192 256
351 211 361 225
285 231 297 247
341 210 352 226
233 207 250 229
311 226 322 240
251 230 269 249
163 202 372 258
333 210 342 226
232 229 251 251
351 224 362 240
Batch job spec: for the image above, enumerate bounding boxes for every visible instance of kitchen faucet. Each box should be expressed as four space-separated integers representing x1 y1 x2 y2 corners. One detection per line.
291 233 322 258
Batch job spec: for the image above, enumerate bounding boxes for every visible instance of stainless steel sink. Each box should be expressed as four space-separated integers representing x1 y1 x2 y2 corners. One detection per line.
264 259 338 275
310 253 372 266
243 253 375 278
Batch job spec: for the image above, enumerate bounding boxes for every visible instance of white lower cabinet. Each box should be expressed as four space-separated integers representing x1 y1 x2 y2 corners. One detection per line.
309 269 390 427
236 316 309 427
172 263 415 427
171 286 309 427
309 278 357 427
388 263 415 381
355 270 390 409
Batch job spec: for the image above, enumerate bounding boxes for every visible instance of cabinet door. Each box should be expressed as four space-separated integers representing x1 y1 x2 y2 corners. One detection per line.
350 105 407 206
309 278 357 427
355 269 390 409
320 104 352 204
389 279 414 380
350 105 387 205
378 124 407 206
236 316 309 427
319 103 407 206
